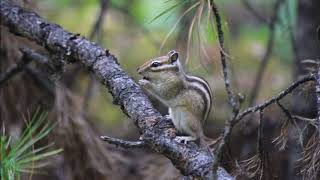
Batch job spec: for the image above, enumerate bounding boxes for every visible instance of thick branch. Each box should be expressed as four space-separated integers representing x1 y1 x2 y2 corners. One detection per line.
0 1 233 179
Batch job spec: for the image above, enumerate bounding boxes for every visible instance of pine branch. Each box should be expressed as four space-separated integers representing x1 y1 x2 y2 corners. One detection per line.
236 74 315 124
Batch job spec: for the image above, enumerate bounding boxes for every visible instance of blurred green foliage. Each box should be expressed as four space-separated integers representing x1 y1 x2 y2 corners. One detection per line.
37 0 295 128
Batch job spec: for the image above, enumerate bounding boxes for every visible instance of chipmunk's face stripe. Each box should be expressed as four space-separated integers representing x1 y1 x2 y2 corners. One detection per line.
150 64 179 72
138 53 181 73
138 56 171 73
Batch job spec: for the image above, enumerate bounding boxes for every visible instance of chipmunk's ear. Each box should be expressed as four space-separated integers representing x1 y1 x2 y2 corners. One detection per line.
169 51 179 63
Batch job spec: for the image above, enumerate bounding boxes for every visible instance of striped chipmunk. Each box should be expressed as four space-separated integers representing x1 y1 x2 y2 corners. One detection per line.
137 50 212 146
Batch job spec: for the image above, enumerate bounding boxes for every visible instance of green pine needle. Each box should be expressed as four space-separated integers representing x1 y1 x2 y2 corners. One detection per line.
149 0 191 24
0 109 63 180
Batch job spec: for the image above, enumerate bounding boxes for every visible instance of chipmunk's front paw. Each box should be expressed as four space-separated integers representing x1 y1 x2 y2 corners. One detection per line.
138 79 151 89
165 128 177 138
174 136 196 144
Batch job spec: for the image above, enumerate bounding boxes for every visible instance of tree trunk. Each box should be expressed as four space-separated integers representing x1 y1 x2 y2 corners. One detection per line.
287 1 320 179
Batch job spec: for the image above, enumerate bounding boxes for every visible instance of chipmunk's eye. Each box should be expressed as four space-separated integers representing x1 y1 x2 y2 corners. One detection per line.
151 62 161 67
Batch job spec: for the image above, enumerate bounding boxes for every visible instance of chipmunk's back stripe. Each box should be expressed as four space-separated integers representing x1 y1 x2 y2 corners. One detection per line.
186 75 212 121
186 75 212 101
189 85 210 121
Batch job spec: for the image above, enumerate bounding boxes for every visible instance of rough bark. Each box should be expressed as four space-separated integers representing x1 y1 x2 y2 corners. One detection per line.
0 0 233 179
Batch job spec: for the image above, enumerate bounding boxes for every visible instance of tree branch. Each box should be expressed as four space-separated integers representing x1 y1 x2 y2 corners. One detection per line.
0 1 233 179
210 2 240 177
0 48 33 87
209 3 243 178
88 0 108 40
100 136 145 148
236 74 315 124
211 1 239 113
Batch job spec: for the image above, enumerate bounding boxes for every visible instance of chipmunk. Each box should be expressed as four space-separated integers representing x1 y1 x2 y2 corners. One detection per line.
137 50 212 146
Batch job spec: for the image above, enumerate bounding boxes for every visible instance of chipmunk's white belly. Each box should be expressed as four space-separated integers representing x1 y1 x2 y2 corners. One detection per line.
168 107 191 135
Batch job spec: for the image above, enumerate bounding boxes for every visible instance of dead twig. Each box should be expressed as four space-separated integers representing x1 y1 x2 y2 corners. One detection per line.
100 136 145 148
273 101 299 150
236 74 315 124
0 48 34 87
213 73 314 175
88 0 108 41
240 110 273 180
298 132 320 180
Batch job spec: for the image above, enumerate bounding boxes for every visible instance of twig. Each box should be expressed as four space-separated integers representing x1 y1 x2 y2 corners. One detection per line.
275 100 305 148
100 136 145 148
248 0 285 107
236 74 315 124
89 0 108 40
211 0 239 113
0 47 51 88
210 1 239 178
215 73 315 171
276 101 292 120
257 110 266 180
83 73 97 110
276 100 300 130
241 0 269 24
19 48 55 96
293 115 316 123
25 66 55 97
0 49 33 87
276 100 297 126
